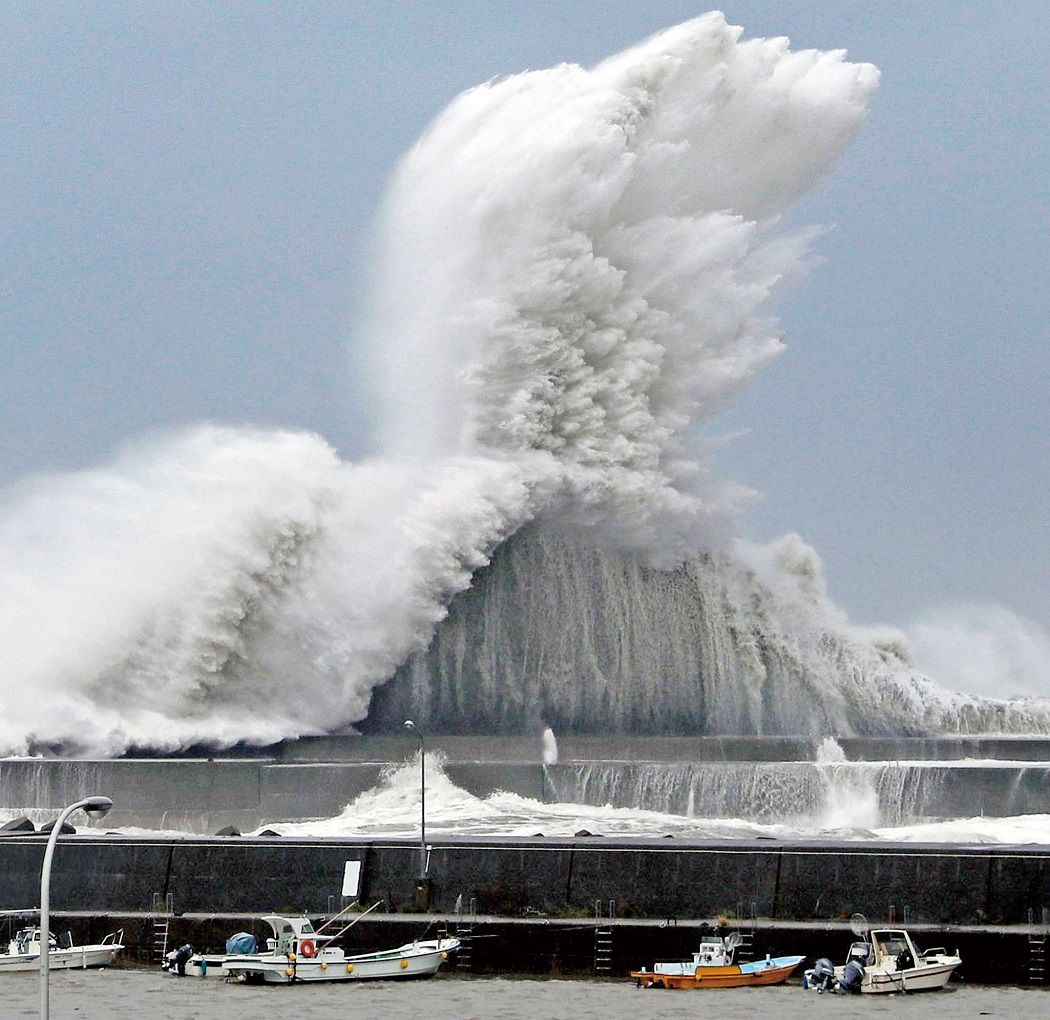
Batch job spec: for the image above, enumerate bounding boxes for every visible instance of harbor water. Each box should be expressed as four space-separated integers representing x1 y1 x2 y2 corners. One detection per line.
4 970 1048 1019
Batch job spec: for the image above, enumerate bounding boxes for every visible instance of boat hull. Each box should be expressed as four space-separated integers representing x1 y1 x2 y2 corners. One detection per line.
0 946 122 973
857 961 960 994
632 956 803 989
223 940 457 984
162 953 229 978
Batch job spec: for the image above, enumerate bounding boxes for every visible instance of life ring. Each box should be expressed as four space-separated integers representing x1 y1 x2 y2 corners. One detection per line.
300 939 317 958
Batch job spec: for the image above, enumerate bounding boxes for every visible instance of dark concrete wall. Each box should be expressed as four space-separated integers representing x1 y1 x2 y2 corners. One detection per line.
1 835 1047 926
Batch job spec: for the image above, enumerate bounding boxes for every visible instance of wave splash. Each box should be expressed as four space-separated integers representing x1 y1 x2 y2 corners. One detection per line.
1 14 1044 754
262 754 1050 845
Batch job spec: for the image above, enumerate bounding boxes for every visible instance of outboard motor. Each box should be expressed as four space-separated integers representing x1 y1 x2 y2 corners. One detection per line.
804 957 837 993
165 943 194 976
839 958 865 993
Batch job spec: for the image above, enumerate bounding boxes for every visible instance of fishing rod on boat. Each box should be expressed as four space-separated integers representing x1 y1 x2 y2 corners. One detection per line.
326 899 385 943
311 900 359 937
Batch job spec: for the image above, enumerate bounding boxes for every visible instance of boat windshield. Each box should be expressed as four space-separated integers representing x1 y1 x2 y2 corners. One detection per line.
872 931 911 960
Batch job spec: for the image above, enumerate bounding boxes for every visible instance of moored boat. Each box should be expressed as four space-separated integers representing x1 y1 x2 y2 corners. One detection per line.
215 914 459 984
631 933 803 989
0 927 123 973
803 916 961 994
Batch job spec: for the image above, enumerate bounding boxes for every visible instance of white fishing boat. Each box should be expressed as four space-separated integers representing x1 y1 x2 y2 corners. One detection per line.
0 927 123 972
220 914 459 984
803 915 960 994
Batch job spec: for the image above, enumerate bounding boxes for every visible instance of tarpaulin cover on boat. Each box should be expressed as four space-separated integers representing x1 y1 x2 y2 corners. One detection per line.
225 932 257 955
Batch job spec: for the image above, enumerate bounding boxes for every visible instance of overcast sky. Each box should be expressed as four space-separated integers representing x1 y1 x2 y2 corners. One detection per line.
2 2 1047 639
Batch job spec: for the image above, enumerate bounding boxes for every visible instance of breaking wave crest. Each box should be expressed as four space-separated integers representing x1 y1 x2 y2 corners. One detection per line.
1 14 1045 754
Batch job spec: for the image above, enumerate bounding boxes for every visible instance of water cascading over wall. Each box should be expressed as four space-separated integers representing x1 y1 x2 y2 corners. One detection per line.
364 526 1045 736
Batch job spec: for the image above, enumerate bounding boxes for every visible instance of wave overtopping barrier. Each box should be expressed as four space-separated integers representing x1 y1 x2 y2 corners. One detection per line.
2 14 1047 754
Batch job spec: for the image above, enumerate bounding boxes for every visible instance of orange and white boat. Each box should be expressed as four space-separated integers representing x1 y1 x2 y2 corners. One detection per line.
631 933 803 989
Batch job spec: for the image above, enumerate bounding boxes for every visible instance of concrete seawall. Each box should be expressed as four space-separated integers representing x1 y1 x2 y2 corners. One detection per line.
5 756 1050 832
0 759 546 831
0 834 1047 926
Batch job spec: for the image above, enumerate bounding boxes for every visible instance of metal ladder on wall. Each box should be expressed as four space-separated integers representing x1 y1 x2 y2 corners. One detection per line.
594 900 615 975
151 892 174 963
735 931 755 963
1029 908 1047 984
734 901 757 963
452 896 477 972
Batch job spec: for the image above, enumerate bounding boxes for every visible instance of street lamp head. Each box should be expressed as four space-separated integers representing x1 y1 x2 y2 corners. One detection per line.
404 719 416 732
81 796 113 819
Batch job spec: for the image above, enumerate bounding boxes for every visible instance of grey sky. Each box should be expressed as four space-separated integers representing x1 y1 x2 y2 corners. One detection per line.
2 2 1046 631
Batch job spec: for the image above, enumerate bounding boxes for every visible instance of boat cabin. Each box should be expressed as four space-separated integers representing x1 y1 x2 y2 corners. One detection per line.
259 915 319 955
869 929 919 970
6 928 67 955
653 936 733 975
693 938 733 967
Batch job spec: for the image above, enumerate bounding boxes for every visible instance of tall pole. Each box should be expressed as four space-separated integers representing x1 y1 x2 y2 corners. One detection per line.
40 796 112 1020
404 720 426 880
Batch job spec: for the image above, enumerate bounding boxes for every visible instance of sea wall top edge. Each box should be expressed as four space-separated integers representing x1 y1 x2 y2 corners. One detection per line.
101 734 1050 763
3 832 1049 856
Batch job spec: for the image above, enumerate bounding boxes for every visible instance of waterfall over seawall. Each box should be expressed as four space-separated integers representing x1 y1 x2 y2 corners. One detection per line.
547 762 904 824
365 527 1048 737
542 760 1050 827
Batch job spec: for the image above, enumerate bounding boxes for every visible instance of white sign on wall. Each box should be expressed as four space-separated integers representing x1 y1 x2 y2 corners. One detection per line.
341 859 362 898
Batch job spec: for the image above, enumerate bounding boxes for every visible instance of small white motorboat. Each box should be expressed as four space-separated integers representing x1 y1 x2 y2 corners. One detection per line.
0 927 123 972
217 914 459 984
803 915 960 994
162 929 259 978
161 945 230 978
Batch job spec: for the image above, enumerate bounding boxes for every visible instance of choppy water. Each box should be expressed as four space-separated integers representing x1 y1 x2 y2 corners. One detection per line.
5 970 1048 1019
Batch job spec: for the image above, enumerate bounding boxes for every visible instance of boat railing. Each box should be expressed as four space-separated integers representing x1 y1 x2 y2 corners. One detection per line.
101 929 124 947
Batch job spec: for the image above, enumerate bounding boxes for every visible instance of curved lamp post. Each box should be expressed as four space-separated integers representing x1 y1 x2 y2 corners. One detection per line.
40 796 113 1020
403 720 426 882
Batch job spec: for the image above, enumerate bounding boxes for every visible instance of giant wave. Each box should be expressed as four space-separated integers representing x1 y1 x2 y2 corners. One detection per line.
2 13 1046 755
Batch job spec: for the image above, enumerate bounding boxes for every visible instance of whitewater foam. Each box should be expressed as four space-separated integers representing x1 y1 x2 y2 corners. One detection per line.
0 14 1045 755
256 755 1050 845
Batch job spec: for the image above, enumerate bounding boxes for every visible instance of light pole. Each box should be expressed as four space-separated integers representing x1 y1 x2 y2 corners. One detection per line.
40 796 113 1020
403 720 426 883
